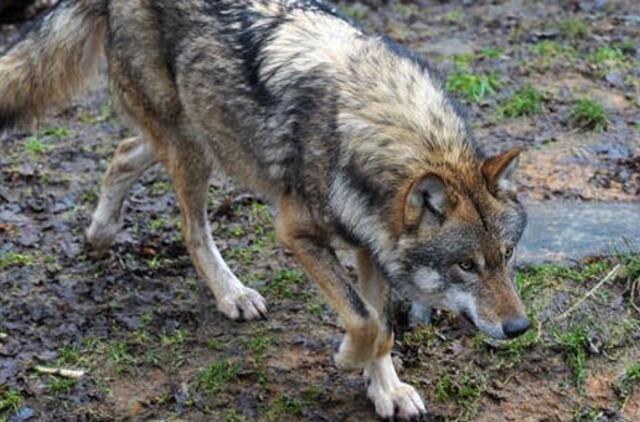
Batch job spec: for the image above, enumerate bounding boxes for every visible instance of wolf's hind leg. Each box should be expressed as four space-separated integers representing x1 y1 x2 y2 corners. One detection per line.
357 250 427 420
166 140 267 321
87 136 156 253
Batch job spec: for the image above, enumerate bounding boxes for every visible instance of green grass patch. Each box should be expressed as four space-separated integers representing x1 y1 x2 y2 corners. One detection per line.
265 269 306 300
48 377 77 395
198 359 240 394
569 99 608 132
241 333 274 359
558 19 590 40
160 328 189 348
0 252 35 271
477 47 505 60
0 388 22 416
515 264 563 301
618 361 640 405
554 326 590 391
528 41 578 70
590 46 625 66
531 40 563 57
446 70 501 102
264 394 304 420
435 371 486 412
501 85 546 118
24 136 51 156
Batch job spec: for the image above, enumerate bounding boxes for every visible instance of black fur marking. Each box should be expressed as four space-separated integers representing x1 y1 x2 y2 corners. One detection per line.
205 4 287 106
346 282 370 318
342 155 392 208
333 218 365 247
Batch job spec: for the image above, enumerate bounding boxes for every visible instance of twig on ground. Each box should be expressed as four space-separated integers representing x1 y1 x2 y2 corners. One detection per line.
555 264 621 321
34 365 86 378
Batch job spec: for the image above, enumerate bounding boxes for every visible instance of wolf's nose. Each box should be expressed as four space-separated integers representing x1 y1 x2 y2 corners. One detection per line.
502 317 530 338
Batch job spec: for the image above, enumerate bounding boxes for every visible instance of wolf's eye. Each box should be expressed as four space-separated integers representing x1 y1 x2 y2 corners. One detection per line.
458 260 475 272
504 246 514 261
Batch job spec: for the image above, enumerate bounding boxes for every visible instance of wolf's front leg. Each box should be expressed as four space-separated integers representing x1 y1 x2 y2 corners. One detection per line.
276 197 386 369
357 250 428 420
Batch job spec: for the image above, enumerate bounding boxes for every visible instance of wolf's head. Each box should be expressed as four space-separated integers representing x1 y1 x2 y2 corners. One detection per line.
384 148 528 339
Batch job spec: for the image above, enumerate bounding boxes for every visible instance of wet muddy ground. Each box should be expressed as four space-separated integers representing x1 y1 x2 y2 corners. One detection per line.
1 1 639 421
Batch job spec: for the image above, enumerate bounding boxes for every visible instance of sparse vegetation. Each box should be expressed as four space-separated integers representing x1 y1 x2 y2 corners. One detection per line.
265 269 307 300
264 395 304 420
618 361 640 407
48 377 77 395
501 85 546 117
435 371 486 416
554 326 590 390
590 46 625 66
24 136 51 155
569 99 609 131
446 70 501 102
558 19 590 40
198 359 240 394
0 252 35 271
0 388 22 415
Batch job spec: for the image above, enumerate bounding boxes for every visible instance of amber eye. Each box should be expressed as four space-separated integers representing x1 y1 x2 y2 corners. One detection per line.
504 246 514 261
458 260 475 272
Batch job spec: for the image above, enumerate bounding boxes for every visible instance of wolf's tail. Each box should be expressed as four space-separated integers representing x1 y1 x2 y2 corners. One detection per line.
0 0 107 130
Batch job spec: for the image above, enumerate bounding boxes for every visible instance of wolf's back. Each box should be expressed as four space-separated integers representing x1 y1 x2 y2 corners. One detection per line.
0 0 107 131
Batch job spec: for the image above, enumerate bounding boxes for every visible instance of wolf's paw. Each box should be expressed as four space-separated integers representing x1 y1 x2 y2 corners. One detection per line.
218 287 268 321
367 380 427 420
86 218 120 256
365 355 428 420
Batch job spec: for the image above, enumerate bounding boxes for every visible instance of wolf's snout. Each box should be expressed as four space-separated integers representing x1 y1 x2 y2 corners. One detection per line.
502 317 530 339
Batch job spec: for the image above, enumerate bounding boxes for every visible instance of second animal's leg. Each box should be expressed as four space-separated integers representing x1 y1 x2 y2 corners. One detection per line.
165 140 267 321
87 136 156 253
357 250 427 419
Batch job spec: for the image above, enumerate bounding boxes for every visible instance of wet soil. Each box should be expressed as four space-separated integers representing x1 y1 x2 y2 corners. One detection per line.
1 1 639 421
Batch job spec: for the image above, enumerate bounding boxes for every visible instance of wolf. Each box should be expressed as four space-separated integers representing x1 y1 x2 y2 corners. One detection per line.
0 0 530 418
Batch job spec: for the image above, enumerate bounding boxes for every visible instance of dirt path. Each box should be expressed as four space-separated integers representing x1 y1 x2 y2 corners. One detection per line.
1 1 639 421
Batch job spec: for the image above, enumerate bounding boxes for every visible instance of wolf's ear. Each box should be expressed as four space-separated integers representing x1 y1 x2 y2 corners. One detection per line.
404 174 451 228
482 148 520 194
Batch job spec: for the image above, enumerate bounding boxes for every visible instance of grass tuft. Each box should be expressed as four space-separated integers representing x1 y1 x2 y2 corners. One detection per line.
501 85 546 118
554 326 590 390
569 99 608 132
590 46 625 65
618 361 640 403
198 359 240 394
558 19 590 40
446 71 501 102
0 388 23 414
0 253 35 271
265 269 306 300
24 136 51 155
